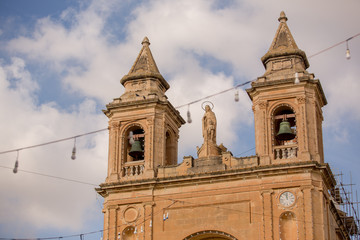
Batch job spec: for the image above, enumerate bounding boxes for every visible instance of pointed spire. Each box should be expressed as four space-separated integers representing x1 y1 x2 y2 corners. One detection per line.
121 37 169 90
261 11 309 70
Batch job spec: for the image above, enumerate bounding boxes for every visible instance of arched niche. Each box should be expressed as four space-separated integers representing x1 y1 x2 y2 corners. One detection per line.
165 129 177 166
122 226 135 240
183 230 238 240
279 211 298 240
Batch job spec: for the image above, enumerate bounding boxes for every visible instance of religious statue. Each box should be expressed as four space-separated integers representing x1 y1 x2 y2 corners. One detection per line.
197 103 222 158
202 105 217 144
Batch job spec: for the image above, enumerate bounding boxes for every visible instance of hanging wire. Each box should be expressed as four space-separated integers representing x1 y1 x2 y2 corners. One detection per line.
0 165 98 186
0 128 107 156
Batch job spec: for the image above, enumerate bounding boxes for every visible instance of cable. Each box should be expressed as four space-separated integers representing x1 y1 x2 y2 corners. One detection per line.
0 128 108 155
307 32 360 59
0 165 98 186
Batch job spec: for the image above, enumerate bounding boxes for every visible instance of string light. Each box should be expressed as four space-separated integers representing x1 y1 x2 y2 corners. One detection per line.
71 138 77 160
149 220 152 227
163 212 169 221
13 150 19 174
234 89 239 102
140 226 143 233
294 72 300 84
187 105 192 123
134 227 137 234
346 40 351 60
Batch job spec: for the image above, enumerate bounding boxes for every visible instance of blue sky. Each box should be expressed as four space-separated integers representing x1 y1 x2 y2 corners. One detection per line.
0 0 359 239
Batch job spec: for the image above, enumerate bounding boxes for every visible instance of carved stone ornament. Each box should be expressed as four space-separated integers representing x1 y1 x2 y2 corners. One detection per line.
297 96 306 104
258 101 268 109
110 122 120 129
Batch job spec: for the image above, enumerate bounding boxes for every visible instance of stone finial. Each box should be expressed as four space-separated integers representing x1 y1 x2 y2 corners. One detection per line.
278 11 288 23
142 37 150 46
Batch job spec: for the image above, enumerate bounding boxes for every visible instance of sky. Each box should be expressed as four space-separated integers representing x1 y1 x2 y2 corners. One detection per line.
0 0 359 239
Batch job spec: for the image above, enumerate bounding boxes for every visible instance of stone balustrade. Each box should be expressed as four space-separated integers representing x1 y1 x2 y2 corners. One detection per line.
274 145 297 160
122 161 145 177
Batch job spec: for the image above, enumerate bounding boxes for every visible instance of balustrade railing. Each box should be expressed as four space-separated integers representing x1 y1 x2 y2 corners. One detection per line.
274 145 297 160
122 161 145 177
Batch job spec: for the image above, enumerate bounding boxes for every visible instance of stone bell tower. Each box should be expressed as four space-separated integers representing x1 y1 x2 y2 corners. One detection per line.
247 11 327 165
103 37 185 183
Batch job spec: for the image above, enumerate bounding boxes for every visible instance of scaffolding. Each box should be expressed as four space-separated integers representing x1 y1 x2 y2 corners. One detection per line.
332 172 360 239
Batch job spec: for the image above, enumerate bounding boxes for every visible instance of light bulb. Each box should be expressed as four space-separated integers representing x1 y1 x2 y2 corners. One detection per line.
234 90 239 102
13 151 19 174
346 49 351 60
134 227 137 234
149 220 152 227
187 107 192 124
71 138 76 160
71 146 76 160
13 160 18 174
346 40 351 60
294 72 300 84
141 226 143 233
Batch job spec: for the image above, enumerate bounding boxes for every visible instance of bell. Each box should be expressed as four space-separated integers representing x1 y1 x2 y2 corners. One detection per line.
276 120 295 140
129 140 144 159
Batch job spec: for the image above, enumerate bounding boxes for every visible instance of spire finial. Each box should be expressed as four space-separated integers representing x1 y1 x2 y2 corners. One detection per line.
278 11 288 23
142 37 150 46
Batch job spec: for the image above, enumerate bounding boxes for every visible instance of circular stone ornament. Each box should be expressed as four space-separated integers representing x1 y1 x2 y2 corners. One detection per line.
123 207 139 223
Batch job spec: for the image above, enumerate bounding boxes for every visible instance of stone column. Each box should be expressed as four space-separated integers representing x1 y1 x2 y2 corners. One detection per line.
108 206 119 240
301 186 314 240
261 190 274 240
143 202 154 240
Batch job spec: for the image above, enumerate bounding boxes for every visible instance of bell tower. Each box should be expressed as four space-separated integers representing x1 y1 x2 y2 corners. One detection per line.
247 12 327 165
103 37 185 183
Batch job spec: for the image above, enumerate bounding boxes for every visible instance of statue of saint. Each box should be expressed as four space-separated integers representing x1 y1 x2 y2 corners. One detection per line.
202 105 217 144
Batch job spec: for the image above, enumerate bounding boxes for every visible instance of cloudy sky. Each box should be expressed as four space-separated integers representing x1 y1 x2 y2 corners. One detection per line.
0 0 359 238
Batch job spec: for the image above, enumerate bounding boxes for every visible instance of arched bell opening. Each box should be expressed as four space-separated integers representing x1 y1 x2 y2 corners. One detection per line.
165 130 177 166
279 211 298 240
273 105 296 146
123 126 145 163
122 226 136 240
272 104 298 160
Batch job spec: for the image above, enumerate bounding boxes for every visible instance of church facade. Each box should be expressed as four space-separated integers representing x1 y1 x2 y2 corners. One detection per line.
96 12 356 240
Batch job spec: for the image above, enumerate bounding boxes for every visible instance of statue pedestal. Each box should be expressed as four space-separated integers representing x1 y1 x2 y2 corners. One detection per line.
197 141 222 158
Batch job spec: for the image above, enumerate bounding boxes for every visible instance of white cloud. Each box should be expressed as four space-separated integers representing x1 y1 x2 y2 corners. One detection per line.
0 58 107 234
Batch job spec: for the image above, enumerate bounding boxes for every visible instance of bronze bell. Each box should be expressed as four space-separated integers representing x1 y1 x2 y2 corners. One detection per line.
129 140 144 159
276 120 295 140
